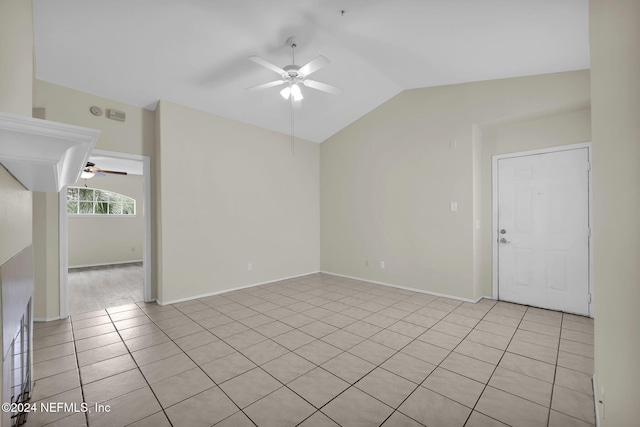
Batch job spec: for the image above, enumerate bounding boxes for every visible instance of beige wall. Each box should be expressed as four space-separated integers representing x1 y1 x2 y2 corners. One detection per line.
32 81 155 313
0 0 33 422
591 0 640 425
156 101 320 303
68 174 144 267
321 71 590 300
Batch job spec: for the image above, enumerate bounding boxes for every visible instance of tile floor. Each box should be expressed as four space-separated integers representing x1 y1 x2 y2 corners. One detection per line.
28 273 596 427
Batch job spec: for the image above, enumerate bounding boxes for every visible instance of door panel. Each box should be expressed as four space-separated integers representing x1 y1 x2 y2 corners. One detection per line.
498 148 590 315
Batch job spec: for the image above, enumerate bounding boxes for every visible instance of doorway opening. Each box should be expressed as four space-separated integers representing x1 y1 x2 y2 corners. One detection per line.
59 150 152 317
492 143 593 316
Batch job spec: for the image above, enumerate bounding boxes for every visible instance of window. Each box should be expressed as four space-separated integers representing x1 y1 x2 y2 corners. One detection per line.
67 187 136 215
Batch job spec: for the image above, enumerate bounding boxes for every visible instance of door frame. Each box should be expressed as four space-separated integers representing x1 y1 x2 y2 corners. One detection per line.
59 150 152 319
491 142 593 317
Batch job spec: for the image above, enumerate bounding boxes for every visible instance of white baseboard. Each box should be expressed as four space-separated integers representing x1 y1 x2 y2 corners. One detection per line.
69 260 143 269
593 375 601 426
320 271 486 303
34 316 64 322
158 271 321 306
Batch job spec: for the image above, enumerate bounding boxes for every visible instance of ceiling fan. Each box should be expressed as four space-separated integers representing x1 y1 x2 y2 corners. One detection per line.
247 37 342 102
81 162 127 179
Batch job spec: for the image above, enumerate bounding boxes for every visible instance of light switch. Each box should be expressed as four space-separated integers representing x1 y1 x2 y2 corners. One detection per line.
450 202 458 212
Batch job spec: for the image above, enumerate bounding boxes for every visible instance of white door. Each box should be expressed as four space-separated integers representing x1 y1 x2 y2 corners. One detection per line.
497 148 590 315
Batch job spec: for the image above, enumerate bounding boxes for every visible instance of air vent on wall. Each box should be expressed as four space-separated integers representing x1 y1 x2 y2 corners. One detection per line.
107 109 126 122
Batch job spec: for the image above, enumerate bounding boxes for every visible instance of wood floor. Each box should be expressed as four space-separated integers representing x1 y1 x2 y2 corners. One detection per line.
68 263 143 315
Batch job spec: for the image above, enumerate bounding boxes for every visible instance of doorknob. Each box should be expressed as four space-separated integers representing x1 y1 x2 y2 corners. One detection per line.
499 238 511 244
500 229 507 234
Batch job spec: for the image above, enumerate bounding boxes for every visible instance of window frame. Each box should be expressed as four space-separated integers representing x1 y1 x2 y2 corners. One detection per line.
67 186 137 216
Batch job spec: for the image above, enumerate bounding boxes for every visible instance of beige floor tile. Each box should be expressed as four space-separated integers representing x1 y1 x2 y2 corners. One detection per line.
370 329 413 350
362 313 398 328
273 329 316 350
197 314 235 329
281 313 316 328
108 308 146 322
76 341 128 367
163 321 205 340
519 319 561 337
209 321 250 338
33 322 72 338
398 386 470 427
557 351 594 375
113 315 151 330
465 411 509 427
441 352 495 383
555 366 594 396
507 339 558 364
214 411 256 427
262 352 315 384
322 386 394 426
296 340 344 365
201 351 256 384
300 320 341 338
380 352 436 384
33 341 75 364
483 312 521 327
165 386 238 426
401 340 450 365
488 306 525 319
454 340 504 365
289 367 349 408
402 312 439 328
124 330 171 352
33 354 77 380
33 331 74 351
380 410 423 427
431 320 472 338
245 386 316 427
466 330 511 350
475 320 517 338
34 318 70 329
71 309 107 321
499 352 555 383
548 409 595 427
38 412 87 427
219 367 282 408
561 328 595 346
118 323 161 341
254 320 294 338
140 353 197 384
224 329 268 350
515 328 560 349
80 353 137 384
355 367 416 408
73 323 116 340
444 313 482 328
151 367 215 407
241 338 290 365
562 319 594 335
323 313 358 328
418 329 463 350
186 308 218 321
154 314 192 330
349 339 397 365
560 339 594 359
475 386 548 427
28 387 84 426
31 369 80 402
551 384 596 424
240 313 275 328
88 386 161 427
74 332 122 352
127 412 172 427
524 312 563 328
83 368 147 404
321 351 375 384
186 340 235 365
298 410 340 426
131 341 182 366
386 320 427 338
423 367 485 408
488 366 553 407
321 329 366 350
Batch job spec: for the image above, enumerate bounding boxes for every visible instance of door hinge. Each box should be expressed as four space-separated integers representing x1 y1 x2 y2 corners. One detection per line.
587 161 591 171
588 294 592 304
588 227 591 237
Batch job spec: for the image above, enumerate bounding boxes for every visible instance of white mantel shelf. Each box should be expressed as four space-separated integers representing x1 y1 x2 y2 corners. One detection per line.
0 112 100 192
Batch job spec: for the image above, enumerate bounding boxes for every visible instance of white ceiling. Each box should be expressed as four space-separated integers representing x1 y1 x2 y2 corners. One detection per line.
32 0 589 143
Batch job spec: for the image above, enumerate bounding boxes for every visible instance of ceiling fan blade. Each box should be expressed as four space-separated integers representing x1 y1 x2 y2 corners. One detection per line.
249 56 286 75
299 55 330 76
94 169 128 175
303 79 343 95
246 80 287 91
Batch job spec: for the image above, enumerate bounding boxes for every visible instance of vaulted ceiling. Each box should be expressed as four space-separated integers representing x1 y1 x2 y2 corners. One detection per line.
33 0 589 143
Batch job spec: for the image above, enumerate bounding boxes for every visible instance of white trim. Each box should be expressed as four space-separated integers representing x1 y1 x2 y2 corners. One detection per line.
60 150 153 320
34 317 63 322
320 271 485 303
69 260 143 269
158 271 320 306
491 142 594 317
593 375 601 426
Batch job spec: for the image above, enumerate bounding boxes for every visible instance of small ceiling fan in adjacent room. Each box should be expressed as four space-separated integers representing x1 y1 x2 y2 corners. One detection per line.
247 37 342 103
80 162 127 179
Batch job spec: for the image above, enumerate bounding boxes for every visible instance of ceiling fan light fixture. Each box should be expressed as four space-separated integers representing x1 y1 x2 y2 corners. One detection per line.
291 83 303 101
280 86 291 100
81 170 95 179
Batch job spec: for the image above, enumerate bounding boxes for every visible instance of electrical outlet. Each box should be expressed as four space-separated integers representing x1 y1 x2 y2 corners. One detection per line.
247 263 252 271
380 261 385 269
365 260 370 267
